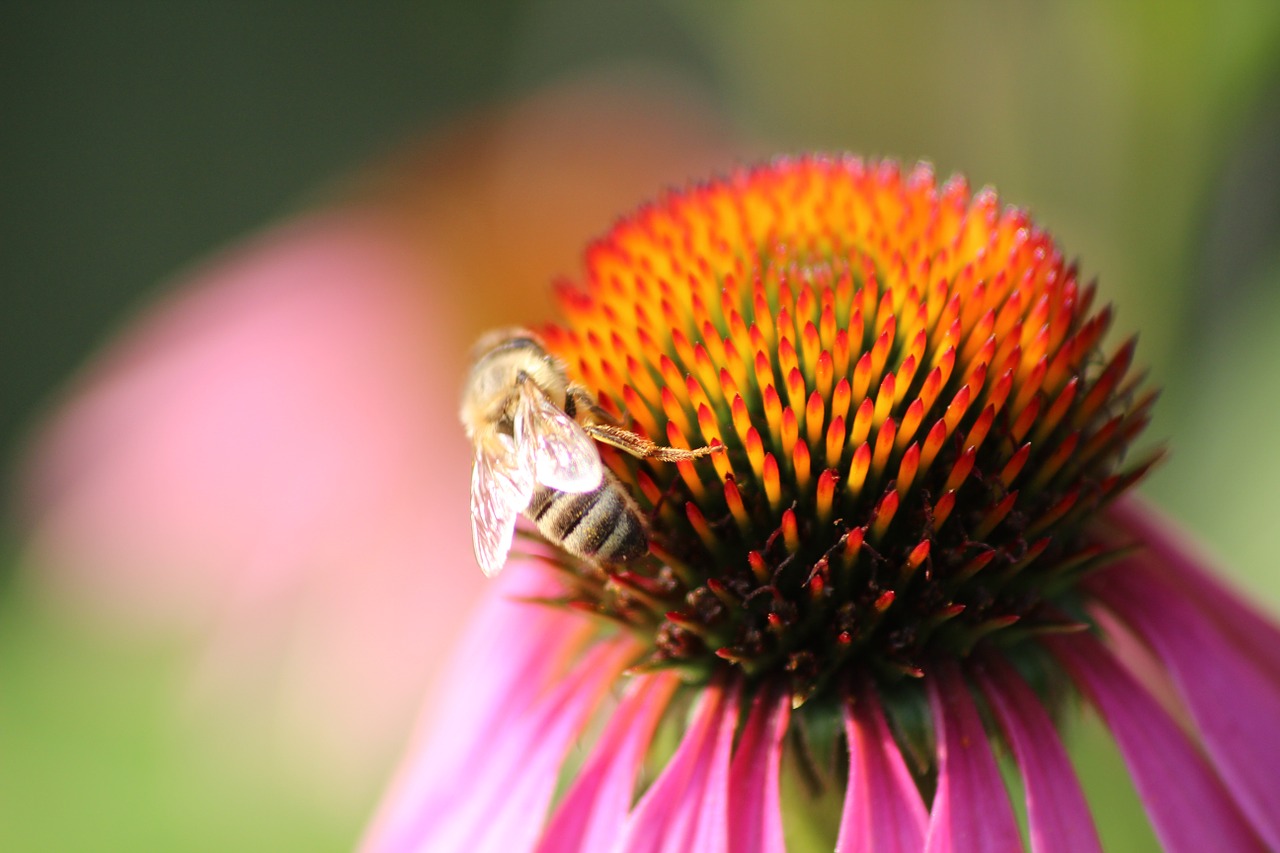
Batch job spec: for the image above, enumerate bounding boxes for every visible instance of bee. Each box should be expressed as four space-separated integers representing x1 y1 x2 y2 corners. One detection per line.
461 327 718 577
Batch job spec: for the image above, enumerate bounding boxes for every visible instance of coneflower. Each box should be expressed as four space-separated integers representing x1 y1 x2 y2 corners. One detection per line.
364 157 1280 852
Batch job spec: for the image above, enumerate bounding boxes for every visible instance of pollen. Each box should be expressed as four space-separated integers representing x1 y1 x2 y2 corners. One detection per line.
540 156 1158 702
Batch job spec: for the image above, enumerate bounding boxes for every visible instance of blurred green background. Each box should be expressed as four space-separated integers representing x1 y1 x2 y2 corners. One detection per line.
4 2 1279 850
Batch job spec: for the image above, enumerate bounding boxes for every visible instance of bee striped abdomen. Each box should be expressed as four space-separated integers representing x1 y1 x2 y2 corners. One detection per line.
527 477 648 565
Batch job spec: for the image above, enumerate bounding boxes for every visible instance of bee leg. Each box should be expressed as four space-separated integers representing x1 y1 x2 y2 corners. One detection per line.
566 384 622 426
583 423 722 462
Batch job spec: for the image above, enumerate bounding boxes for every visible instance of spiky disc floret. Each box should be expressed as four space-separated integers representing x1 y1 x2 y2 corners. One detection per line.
541 156 1158 703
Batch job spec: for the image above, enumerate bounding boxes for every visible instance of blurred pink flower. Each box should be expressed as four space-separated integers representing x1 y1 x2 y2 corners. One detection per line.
19 210 484 776
361 159 1280 852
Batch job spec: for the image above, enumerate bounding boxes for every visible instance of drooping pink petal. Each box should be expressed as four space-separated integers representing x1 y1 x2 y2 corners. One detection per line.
460 641 637 853
1104 498 1280 683
614 679 740 853
537 673 680 853
361 559 594 850
1047 632 1266 853
366 634 634 853
974 656 1102 853
924 663 1023 853
726 682 791 853
1088 604 1192 731
836 684 928 853
1091 561 1280 850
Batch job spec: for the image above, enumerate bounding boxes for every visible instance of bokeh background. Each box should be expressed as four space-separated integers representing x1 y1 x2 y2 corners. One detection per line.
4 2 1280 850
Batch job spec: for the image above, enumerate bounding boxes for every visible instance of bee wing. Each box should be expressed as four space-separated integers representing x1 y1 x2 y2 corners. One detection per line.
514 382 603 493
469 437 535 577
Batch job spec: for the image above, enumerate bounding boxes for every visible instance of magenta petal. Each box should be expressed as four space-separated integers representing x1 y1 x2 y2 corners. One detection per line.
1047 632 1265 853
537 673 679 853
373 638 631 852
1093 562 1280 850
727 682 790 853
836 685 928 853
1088 605 1190 727
1106 498 1280 683
925 663 1023 853
974 657 1102 853
615 679 740 853
362 561 591 849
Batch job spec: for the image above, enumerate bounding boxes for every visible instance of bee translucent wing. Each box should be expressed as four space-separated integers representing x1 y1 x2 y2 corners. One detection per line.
469 439 534 577
514 382 603 493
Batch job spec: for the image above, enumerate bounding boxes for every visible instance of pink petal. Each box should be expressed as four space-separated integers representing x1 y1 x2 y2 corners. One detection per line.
836 684 928 853
1088 605 1192 730
1091 561 1280 850
537 673 680 853
614 679 740 853
974 657 1102 853
362 559 591 848
463 641 636 853
1105 498 1280 683
366 635 634 853
1046 632 1265 853
727 682 791 853
925 663 1023 853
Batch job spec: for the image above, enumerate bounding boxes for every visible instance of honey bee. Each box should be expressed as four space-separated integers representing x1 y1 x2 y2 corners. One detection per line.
461 327 717 577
